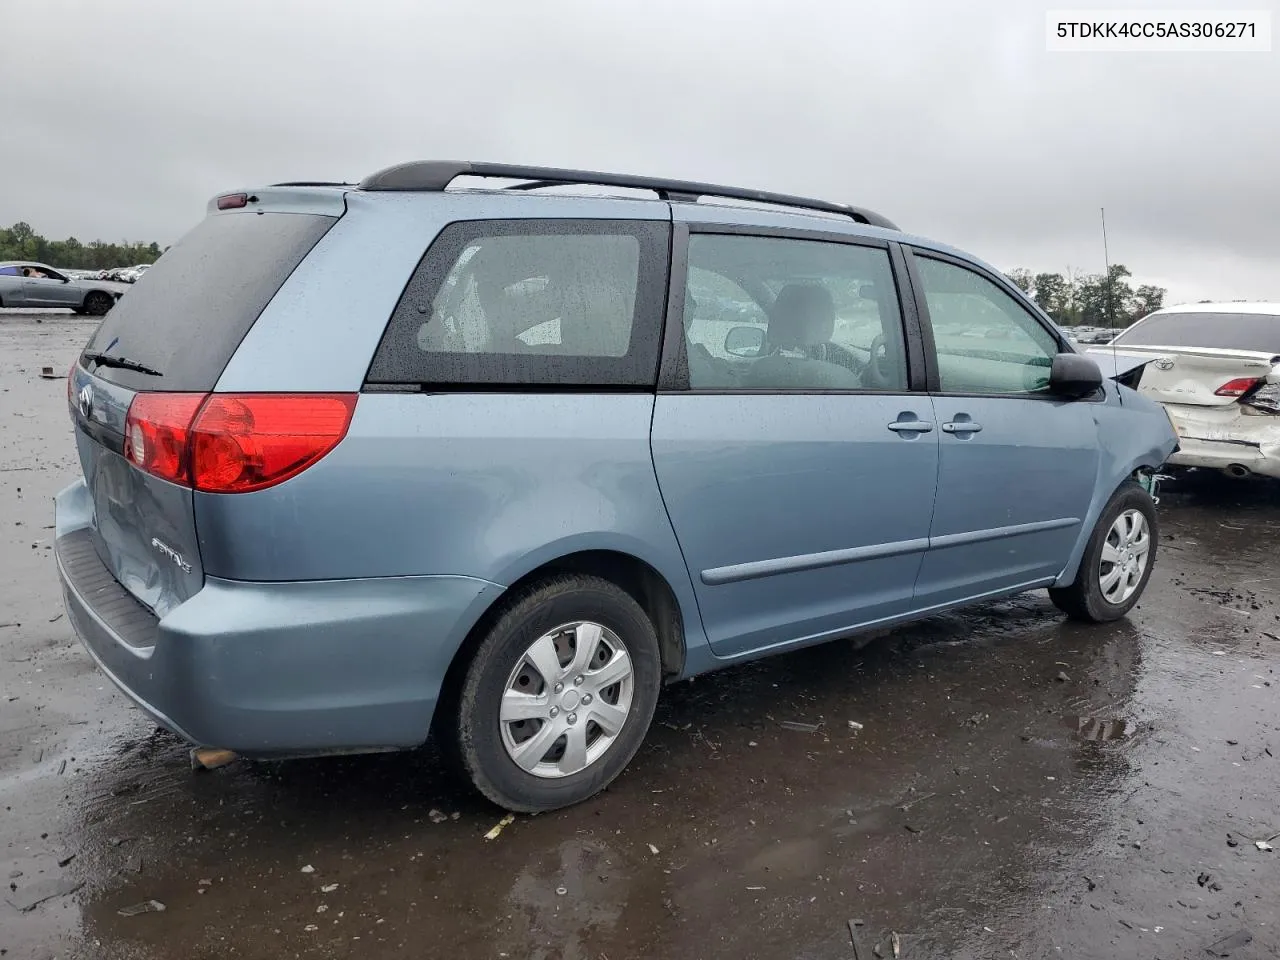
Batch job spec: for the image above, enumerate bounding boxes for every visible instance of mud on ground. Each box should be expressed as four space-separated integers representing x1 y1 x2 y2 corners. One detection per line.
2 312 1278 959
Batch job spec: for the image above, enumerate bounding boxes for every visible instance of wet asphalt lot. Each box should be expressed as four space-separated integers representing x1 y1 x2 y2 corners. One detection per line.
2 312 1278 960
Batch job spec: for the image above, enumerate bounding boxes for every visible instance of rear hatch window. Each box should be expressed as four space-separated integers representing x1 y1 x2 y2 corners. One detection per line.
82 211 338 391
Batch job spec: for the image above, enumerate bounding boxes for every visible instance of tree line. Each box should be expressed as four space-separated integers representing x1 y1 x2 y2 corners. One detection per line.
0 222 163 271
1005 264 1165 329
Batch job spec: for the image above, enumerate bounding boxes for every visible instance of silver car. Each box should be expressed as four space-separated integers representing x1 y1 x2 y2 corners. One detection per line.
0 261 129 315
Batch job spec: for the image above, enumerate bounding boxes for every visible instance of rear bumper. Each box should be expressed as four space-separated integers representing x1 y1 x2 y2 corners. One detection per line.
55 481 503 756
1164 405 1280 478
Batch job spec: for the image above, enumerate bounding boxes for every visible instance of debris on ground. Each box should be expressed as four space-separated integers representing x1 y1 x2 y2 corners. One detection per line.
321 883 339 893
779 720 821 733
300 864 315 874
848 720 864 730
38 366 63 379
189 747 237 771
891 931 902 957
555 886 567 896
6 878 83 912
428 809 448 824
1205 929 1253 957
483 813 515 841
56 853 75 868
1055 671 1071 683
116 899 166 917
1255 840 1274 852
647 843 660 855
848 919 865 960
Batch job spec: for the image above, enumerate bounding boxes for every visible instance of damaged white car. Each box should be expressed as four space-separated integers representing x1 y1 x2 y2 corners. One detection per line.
1094 303 1279 480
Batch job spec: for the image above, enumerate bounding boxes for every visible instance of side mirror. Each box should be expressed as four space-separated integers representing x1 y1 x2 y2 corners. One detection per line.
62 277 71 283
1049 352 1103 398
724 325 765 358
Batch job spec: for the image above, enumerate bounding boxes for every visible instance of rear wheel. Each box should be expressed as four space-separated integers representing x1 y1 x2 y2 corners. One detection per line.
452 575 661 812
1049 480 1157 622
84 292 113 316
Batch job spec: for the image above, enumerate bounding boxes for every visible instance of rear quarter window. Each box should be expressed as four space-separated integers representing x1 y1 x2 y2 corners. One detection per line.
365 219 670 388
82 211 338 391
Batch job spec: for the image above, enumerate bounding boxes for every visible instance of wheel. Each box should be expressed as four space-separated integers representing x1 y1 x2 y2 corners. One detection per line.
452 575 662 812
1049 480 1158 622
84 292 113 316
863 334 894 388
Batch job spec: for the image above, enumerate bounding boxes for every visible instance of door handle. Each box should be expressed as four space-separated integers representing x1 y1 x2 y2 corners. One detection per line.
887 419 935 434
941 420 983 435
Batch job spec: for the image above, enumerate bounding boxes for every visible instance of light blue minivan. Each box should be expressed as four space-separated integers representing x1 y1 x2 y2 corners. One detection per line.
56 162 1178 811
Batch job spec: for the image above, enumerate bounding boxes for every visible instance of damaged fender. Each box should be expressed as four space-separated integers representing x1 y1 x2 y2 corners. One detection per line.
1053 380 1178 588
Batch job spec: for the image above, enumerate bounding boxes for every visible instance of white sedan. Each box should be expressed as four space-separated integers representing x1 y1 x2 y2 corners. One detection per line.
1092 302 1279 479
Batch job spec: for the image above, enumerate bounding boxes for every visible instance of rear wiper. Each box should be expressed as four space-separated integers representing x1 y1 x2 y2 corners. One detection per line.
81 351 163 377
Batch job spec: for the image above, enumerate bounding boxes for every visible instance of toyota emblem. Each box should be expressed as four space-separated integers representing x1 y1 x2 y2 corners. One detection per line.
77 383 94 419
1154 357 1176 371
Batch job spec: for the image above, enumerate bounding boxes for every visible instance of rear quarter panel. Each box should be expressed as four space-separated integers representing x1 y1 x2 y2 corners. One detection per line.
193 392 708 663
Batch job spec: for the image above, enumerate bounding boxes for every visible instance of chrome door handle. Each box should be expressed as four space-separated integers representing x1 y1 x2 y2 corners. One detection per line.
887 420 935 434
941 421 983 435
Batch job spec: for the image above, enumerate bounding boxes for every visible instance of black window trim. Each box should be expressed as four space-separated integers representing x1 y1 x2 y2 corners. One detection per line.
902 245 1099 402
363 217 673 392
656 222 928 396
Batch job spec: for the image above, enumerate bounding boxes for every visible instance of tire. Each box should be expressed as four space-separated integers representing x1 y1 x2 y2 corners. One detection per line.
1049 480 1158 622
84 292 113 316
452 574 662 812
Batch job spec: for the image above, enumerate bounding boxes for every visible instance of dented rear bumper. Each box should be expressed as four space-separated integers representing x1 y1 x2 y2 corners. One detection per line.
1164 402 1280 478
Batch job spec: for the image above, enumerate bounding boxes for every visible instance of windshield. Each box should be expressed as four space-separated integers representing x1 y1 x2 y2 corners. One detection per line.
1113 311 1280 353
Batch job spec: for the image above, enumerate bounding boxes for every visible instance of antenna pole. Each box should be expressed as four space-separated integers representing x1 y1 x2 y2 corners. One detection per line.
1101 207 1113 329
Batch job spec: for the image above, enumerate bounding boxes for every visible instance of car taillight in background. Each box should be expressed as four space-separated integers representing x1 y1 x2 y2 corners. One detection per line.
1215 377 1264 398
124 393 357 493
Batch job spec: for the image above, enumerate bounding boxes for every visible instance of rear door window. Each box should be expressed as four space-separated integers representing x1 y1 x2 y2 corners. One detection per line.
366 219 670 388
82 212 338 391
680 233 909 391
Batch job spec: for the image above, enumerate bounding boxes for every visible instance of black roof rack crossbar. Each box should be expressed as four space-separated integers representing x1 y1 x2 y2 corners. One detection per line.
356 161 898 230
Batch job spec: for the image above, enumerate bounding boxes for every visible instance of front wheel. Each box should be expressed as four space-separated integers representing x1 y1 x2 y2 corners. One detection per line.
1049 480 1158 622
452 575 662 812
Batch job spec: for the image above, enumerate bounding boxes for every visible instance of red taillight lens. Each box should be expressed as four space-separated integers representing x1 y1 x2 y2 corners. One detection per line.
123 392 356 492
67 361 76 409
124 393 206 484
216 193 248 210
190 394 357 493
1215 377 1263 398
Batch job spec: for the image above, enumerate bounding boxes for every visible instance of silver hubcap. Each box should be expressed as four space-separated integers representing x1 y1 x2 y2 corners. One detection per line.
499 621 634 779
1099 508 1151 604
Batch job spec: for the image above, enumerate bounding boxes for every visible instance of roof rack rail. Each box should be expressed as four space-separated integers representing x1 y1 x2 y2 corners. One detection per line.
356 161 898 230
269 181 354 187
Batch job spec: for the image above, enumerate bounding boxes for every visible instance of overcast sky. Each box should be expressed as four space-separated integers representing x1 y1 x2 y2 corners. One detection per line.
3 0 1278 304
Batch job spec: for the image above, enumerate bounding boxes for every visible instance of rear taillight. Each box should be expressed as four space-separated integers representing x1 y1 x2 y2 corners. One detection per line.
67 361 76 409
123 393 356 493
216 193 249 210
190 394 357 493
124 393 206 485
1215 377 1263 398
